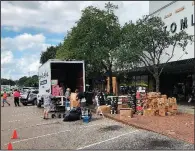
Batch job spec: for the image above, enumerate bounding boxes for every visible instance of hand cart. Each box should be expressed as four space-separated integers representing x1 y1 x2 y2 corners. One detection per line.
49 96 66 119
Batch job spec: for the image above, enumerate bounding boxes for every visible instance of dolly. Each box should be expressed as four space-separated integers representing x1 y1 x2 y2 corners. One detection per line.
49 97 65 119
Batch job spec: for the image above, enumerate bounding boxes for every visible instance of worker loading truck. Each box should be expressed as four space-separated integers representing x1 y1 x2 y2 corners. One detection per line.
37 59 85 109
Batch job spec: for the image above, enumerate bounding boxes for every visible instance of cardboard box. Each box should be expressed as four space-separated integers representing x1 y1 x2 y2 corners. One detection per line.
155 110 159 116
159 109 166 116
118 104 129 113
166 112 172 116
158 98 165 104
52 85 60 96
161 95 167 99
120 108 133 118
168 97 177 104
117 104 123 114
143 109 156 116
158 104 166 109
168 107 177 114
122 104 129 108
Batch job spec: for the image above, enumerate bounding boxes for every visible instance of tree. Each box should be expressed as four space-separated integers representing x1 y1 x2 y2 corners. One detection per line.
118 16 193 92
18 76 28 86
1 78 16 86
18 75 38 87
40 44 61 64
56 2 121 94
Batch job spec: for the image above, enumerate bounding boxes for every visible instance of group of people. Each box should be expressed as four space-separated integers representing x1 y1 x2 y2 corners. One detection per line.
42 88 87 120
1 89 21 107
64 88 86 109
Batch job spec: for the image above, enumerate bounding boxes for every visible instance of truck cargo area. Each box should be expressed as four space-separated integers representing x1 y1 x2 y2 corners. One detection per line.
51 63 84 93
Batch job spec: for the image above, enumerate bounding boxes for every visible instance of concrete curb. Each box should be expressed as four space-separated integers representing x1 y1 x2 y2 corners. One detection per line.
90 108 194 144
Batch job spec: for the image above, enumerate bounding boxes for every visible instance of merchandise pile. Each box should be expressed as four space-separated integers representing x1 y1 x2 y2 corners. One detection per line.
142 92 178 116
136 92 147 115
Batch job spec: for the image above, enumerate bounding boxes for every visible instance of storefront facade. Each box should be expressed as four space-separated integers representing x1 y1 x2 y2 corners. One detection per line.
149 1 195 101
119 1 195 101
149 1 194 62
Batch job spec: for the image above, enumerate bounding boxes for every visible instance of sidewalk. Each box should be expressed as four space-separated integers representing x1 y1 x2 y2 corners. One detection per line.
178 105 194 115
89 105 194 144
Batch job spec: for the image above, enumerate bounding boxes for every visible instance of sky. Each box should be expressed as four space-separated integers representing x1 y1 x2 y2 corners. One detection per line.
1 1 149 80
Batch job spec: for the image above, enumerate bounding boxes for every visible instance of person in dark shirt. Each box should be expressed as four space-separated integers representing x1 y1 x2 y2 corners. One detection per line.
76 90 86 108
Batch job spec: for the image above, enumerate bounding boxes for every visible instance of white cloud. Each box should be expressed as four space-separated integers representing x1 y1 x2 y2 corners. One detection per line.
1 33 49 52
1 1 149 33
1 33 52 80
1 53 41 80
1 51 14 65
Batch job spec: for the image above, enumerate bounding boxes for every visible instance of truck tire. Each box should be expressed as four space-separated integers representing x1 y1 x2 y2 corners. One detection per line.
22 103 27 106
32 99 37 105
37 101 41 108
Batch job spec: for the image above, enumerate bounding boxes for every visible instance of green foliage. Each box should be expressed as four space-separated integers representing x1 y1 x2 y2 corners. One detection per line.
1 78 16 86
56 2 122 92
40 44 61 64
18 75 38 87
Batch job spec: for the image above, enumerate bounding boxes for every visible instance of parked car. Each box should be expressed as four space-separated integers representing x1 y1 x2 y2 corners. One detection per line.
20 90 39 106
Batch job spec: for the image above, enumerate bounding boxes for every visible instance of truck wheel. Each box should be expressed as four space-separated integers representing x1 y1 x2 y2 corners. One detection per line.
32 99 37 105
58 114 61 118
51 114 56 118
37 102 41 108
22 103 27 106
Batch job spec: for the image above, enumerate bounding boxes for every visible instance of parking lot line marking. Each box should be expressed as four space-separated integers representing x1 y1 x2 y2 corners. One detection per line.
6 117 42 123
76 130 139 150
4 123 103 146
1 121 60 131
4 129 71 145
8 120 21 123
12 112 40 116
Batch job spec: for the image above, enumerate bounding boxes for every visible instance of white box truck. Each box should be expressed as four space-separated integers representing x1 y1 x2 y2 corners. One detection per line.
37 59 85 107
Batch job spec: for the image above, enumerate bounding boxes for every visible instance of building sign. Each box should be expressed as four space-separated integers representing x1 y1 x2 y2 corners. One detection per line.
164 14 195 33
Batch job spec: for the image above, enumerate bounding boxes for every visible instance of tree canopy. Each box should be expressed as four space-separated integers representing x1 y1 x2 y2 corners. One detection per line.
56 2 122 93
40 44 61 64
18 75 38 87
1 78 16 86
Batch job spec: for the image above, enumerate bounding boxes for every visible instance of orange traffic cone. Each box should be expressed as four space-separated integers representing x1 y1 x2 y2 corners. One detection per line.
7 142 13 150
11 130 18 139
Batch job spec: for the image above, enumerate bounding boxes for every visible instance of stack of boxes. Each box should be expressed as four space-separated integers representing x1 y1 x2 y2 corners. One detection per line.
51 80 63 96
118 96 134 118
143 92 178 116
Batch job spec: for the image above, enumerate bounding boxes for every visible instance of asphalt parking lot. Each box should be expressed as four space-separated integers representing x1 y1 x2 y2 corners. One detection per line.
1 97 194 150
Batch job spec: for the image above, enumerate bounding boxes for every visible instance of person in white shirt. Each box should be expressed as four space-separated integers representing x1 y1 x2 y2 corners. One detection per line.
42 89 53 119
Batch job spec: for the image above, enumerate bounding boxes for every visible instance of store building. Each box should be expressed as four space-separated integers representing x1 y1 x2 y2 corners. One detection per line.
150 1 194 99
120 1 195 102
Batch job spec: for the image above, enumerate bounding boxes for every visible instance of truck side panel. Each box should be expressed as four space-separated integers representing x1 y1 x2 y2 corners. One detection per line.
38 61 51 95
